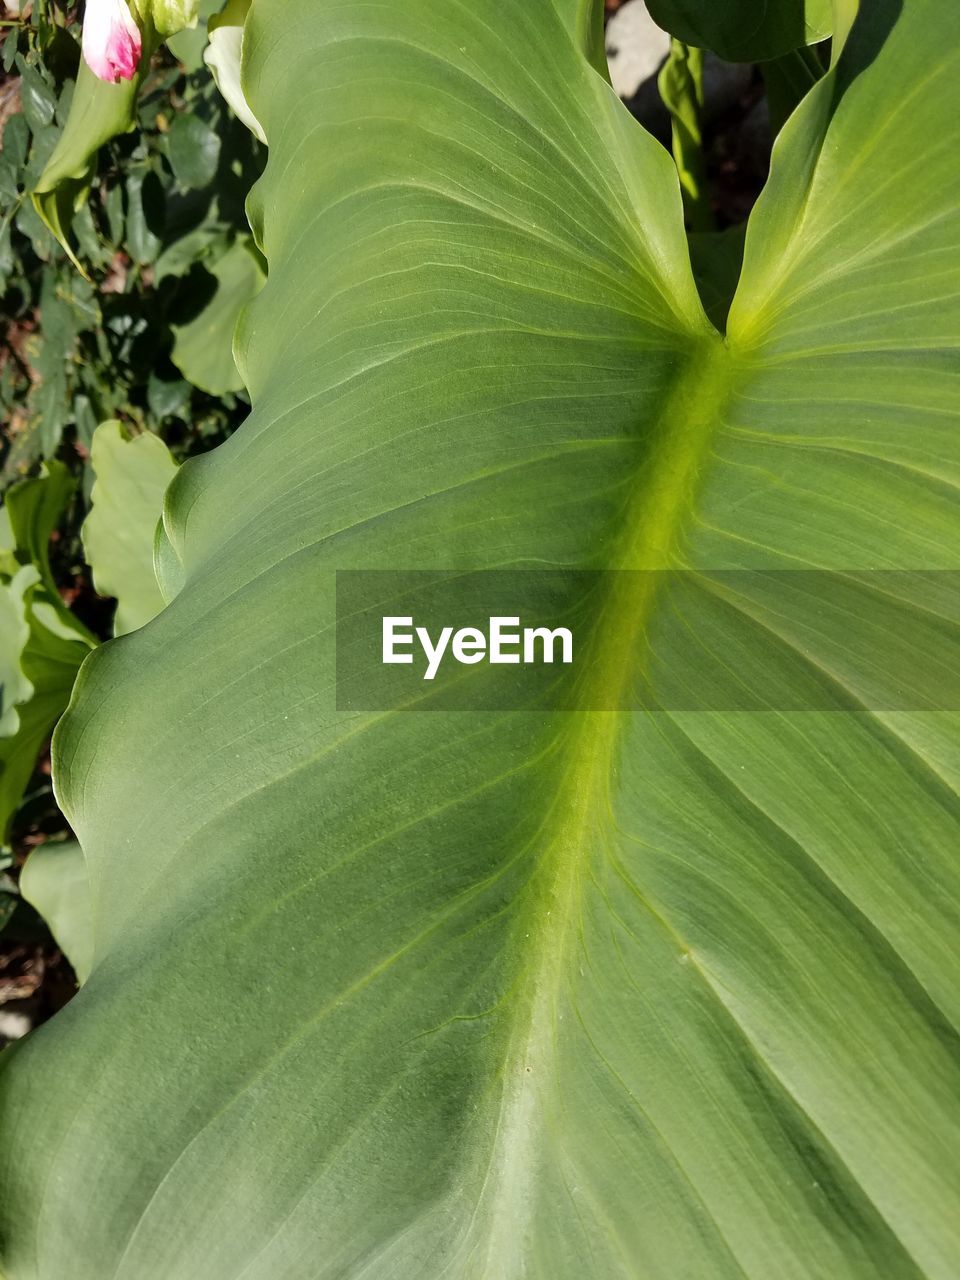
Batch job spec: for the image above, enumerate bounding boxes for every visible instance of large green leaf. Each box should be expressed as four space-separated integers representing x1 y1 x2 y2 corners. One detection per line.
2 0 959 1276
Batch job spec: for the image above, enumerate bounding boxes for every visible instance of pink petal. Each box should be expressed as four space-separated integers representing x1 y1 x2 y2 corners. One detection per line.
82 0 142 83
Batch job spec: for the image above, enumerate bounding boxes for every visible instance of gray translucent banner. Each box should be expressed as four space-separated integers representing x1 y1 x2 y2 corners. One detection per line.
335 570 960 712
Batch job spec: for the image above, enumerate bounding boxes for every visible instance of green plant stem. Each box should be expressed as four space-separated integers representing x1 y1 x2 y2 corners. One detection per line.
658 39 714 232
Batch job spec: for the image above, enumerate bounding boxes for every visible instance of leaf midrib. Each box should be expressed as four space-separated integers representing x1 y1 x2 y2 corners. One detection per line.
471 330 731 1269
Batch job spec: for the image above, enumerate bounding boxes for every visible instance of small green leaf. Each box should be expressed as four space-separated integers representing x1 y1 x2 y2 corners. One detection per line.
72 394 101 451
81 421 178 635
15 55 57 133
170 236 263 394
0 468 94 842
22 122 60 189
27 271 80 459
0 113 28 171
3 462 96 645
20 840 94 983
0 604 89 844
153 223 227 281
0 219 13 287
0 565 38 739
165 0 223 72
166 111 221 190
657 40 712 232
15 191 55 258
124 168 165 266
146 371 191 419
165 23 207 69
72 203 113 270
1 28 18 74
103 180 125 246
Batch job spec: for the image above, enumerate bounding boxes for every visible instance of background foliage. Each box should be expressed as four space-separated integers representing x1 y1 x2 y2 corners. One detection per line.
0 0 263 1023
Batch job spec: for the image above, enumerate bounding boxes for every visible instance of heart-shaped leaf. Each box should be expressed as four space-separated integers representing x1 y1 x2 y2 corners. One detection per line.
1 0 957 1276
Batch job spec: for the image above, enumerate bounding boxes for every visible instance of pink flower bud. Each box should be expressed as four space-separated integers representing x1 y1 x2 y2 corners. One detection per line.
82 0 142 83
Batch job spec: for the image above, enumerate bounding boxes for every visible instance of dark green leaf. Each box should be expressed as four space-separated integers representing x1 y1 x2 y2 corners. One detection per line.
0 113 29 170
166 112 222 190
147 371 191 419
1 27 18 74
762 44 827 135
14 197 55 260
0 219 13 287
657 40 711 231
648 0 832 60
14 55 57 133
102 180 125 246
72 394 100 451
71 203 113 269
124 168 165 265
